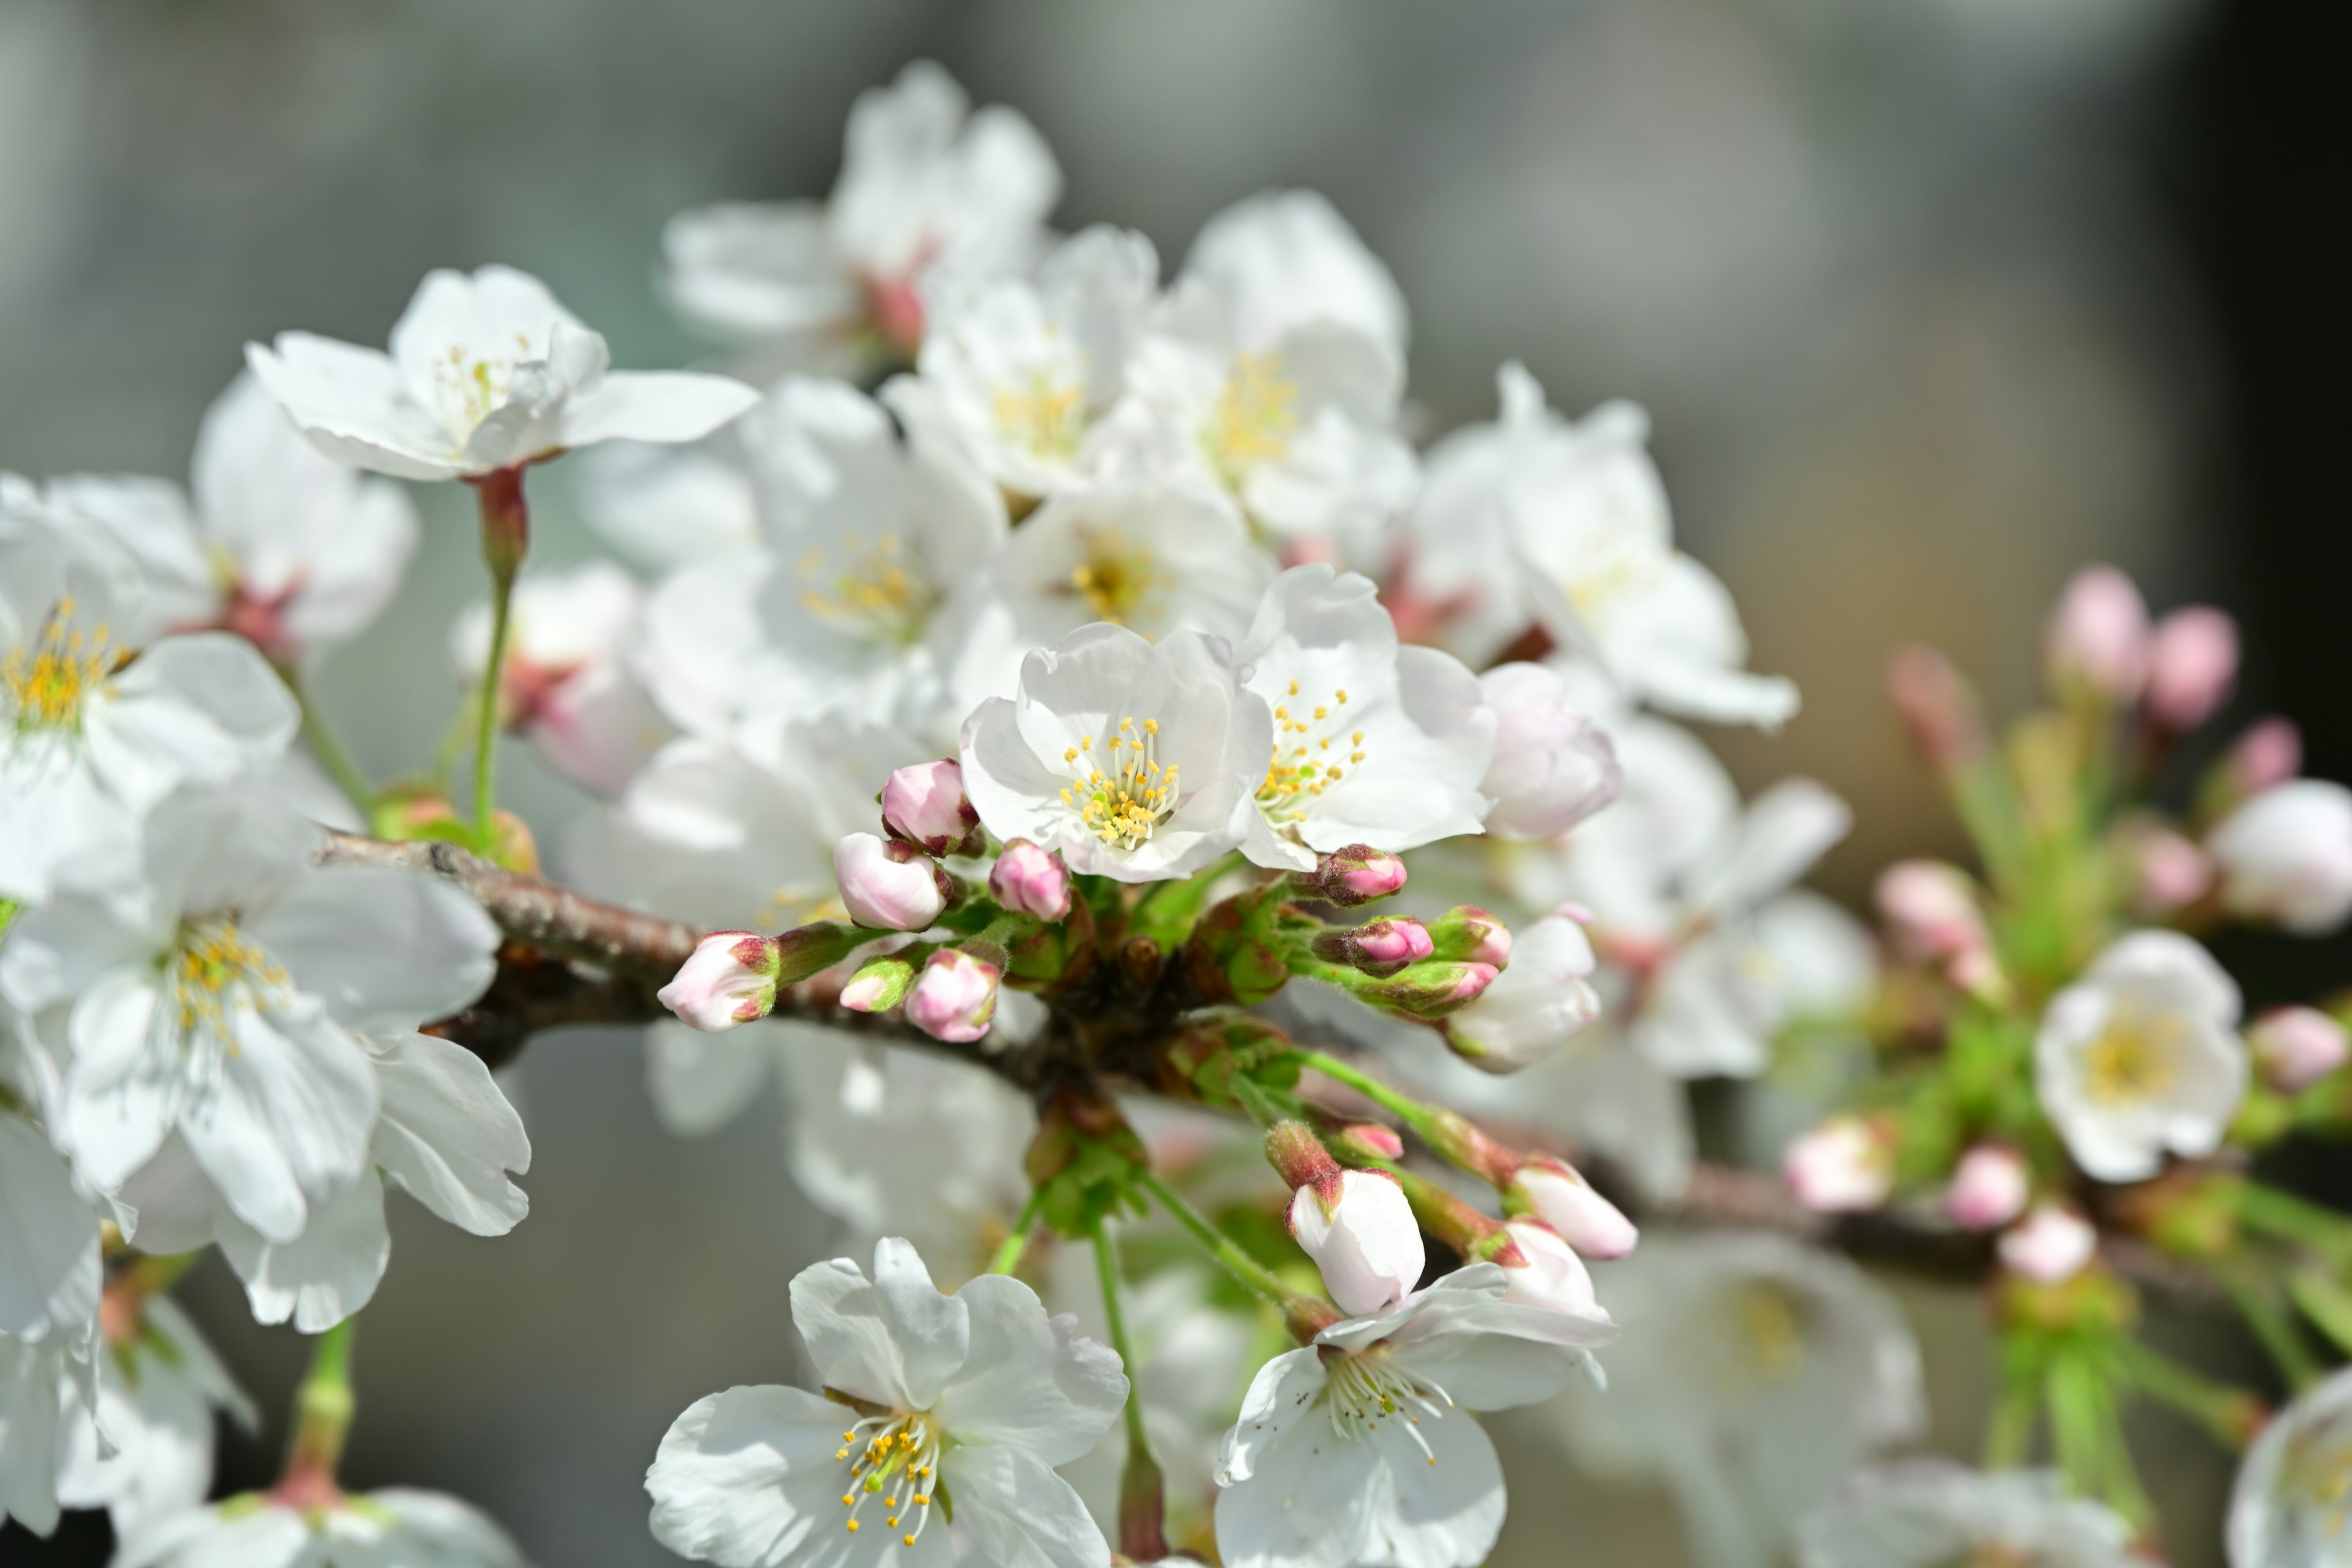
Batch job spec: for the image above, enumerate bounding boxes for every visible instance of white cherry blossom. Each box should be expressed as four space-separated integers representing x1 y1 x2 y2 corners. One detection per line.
247 265 758 482
1213 1263 1613 1568
1799 1462 2139 1568
1237 565 1493 872
56 1295 255 1538
0 1326 94 1536
663 61 1059 372
960 623 1267 883
1 484 297 906
50 372 418 665
646 1238 1125 1568
989 484 1275 651
2206 780 2352 935
2229 1360 2352 1568
0 787 499 1257
116 1485 527 1568
2035 930 2247 1183
0 1093 97 1343
1184 189 1408 364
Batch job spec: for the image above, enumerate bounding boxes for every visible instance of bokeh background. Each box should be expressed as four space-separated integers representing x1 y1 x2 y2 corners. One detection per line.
3 1 2343 1563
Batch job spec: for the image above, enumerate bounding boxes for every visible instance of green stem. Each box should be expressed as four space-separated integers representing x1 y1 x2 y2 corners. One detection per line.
1298 1049 1430 1131
2240 1184 2352 1261
1136 1168 1293 1309
1093 1220 1169 1561
1295 1049 1512 1183
1984 1372 2040 1469
467 467 530 843
2226 1277 2323 1393
988 1189 1047 1277
280 663 372 809
284 1318 357 1485
2106 1337 2261 1449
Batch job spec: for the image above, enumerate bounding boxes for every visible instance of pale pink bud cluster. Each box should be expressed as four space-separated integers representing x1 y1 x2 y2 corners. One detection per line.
1301 845 1408 906
1784 1117 1894 1214
1444 914 1599 1072
1496 1218 1610 1323
1476 662 1622 839
883 759 982 857
1944 1144 2030 1232
834 832 954 932
989 838 1072 920
1286 1167 1423 1318
1876 860 2003 998
1999 1204 2097 1284
2250 1006 2350 1094
2206 781 2352 935
2043 565 2149 704
1313 918 1434 978
1509 1156 1638 1260
905 948 1000 1042
2131 827 2213 918
657 932 780 1033
2146 607 2239 731
2225 718 2302 801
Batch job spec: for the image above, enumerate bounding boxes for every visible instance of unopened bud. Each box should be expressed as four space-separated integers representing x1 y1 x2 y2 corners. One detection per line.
2043 565 2149 704
1264 1120 1344 1193
2130 827 2212 918
1507 1156 1638 1260
1332 1123 1405 1163
1299 845 1408 907
882 759 982 857
905 948 1000 1042
1945 1144 2030 1232
2207 781 2352 935
1366 960 1498 1022
1310 918 1434 979
1442 914 1598 1071
2146 606 2239 731
1783 1117 1894 1214
1875 861 1984 962
2229 718 2303 797
1286 1167 1422 1318
1887 645 1988 772
1999 1204 2097 1284
834 832 954 932
1496 1218 1613 1325
839 952 916 1014
989 839 1072 921
2250 1006 2350 1093
1427 906 1512 967
658 932 782 1031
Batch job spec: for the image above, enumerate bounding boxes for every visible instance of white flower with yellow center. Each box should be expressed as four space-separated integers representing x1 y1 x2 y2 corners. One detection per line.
887 225 1158 501
1213 1263 1613 1568
646 1238 1126 1568
1 484 296 907
2229 1360 2352 1568
2035 930 2247 1183
0 788 499 1262
989 485 1275 652
247 265 758 482
1552 1233 1924 1568
960 623 1267 883
1798 1463 2139 1568
662 61 1060 375
1235 565 1494 872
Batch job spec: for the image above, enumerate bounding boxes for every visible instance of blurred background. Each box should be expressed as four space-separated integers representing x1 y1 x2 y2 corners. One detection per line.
2 1 2343 1563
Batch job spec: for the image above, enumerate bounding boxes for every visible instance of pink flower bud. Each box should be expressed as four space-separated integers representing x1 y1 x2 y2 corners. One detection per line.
838 953 915 1014
1333 1123 1406 1162
834 832 952 932
1428 906 1513 967
1875 861 1984 961
1444 915 1598 1071
2228 718 2303 798
2250 1006 2350 1093
905 948 1000 1043
1510 1156 1637 1260
1945 1144 2030 1232
989 839 1072 921
1784 1117 1893 1214
2132 828 2212 917
1304 845 1408 906
1313 918 1435 979
1476 662 1622 839
1999 1204 2097 1284
882 759 981 857
2145 607 2239 731
1497 1219 1613 1324
2043 565 2150 704
1287 1167 1423 1318
2207 781 2352 935
657 932 780 1032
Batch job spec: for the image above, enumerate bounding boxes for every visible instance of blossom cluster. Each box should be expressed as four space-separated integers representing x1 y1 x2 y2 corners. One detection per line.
4 53 2350 1568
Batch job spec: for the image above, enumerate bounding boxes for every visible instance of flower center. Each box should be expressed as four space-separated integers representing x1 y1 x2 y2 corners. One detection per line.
833 1409 945 1548
1204 352 1297 484
1061 526 1166 628
1257 679 1360 823
5 597 117 733
991 368 1086 461
796 533 938 648
1057 717 1180 850
2082 1009 2181 1106
1319 1349 1452 1463
168 917 290 1045
2281 1414 2352 1539
429 335 535 439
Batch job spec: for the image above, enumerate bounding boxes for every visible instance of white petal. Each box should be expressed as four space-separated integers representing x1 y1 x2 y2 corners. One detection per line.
248 865 499 1036
560 371 761 450
83 633 298 812
181 999 377 1243
369 1033 531 1236
0 1114 99 1339
943 1444 1112 1568
216 1167 388 1332
788 1242 970 1411
60 968 178 1194
244 335 461 481
934 1275 1125 1466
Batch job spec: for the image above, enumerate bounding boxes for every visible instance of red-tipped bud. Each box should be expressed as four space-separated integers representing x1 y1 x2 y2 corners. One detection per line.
882 758 982 857
657 932 782 1031
1300 845 1408 907
1286 1168 1422 1318
905 948 1000 1042
1265 1119 1344 1194
989 839 1072 921
1427 906 1513 967
1310 917 1434 978
1332 1123 1405 1163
